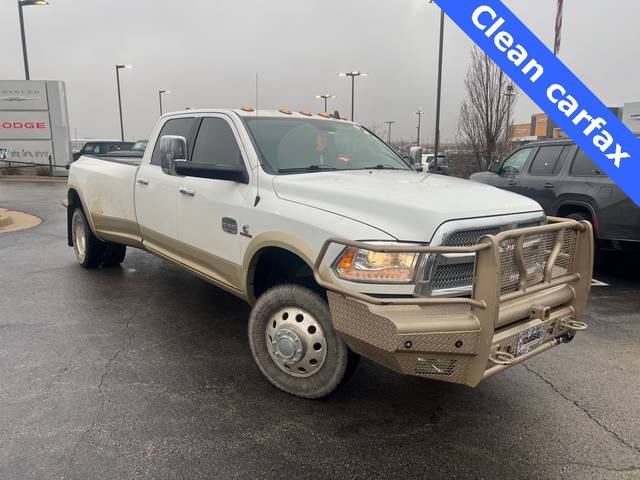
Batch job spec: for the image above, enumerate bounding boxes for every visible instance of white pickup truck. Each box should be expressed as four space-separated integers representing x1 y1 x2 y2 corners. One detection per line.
66 108 594 398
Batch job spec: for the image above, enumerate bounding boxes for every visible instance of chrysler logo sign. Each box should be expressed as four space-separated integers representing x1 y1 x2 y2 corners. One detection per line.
0 96 39 102
0 148 8 161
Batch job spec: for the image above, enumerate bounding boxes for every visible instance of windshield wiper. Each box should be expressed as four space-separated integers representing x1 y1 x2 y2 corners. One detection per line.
356 164 403 170
278 165 339 173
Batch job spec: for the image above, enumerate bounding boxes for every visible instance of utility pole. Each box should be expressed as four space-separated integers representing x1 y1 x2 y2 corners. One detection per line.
415 109 424 147
384 121 396 144
433 7 445 160
503 84 518 148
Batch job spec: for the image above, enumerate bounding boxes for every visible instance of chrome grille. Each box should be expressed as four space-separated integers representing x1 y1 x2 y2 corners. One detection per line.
423 220 544 296
443 227 501 247
431 263 475 290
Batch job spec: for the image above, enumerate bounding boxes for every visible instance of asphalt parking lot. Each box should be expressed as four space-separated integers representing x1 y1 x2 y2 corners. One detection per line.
1 180 639 480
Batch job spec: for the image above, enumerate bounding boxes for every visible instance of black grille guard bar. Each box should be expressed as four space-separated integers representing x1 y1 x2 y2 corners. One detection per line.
311 216 588 310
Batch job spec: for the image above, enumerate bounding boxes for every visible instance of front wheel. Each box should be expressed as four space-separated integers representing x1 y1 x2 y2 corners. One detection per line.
248 284 358 399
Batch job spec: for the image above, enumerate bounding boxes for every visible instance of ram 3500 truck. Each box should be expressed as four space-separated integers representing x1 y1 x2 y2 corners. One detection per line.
66 108 593 398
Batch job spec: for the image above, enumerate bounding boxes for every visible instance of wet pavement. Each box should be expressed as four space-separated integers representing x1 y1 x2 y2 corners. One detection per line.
1 180 639 479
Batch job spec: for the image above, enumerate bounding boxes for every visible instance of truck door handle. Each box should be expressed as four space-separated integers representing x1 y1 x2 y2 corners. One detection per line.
543 183 555 189
179 187 196 197
507 180 517 186
137 178 149 186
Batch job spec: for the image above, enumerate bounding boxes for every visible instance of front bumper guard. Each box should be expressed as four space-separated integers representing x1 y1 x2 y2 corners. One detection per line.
312 217 594 386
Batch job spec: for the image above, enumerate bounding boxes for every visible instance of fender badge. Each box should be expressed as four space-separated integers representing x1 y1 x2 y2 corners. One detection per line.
240 225 252 239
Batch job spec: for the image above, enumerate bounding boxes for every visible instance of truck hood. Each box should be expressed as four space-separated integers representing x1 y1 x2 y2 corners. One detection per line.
272 170 543 241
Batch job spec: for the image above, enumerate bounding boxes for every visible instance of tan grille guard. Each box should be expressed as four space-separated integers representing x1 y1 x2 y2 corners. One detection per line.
312 217 594 386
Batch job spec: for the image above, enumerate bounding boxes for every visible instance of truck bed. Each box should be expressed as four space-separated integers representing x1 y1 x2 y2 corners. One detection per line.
68 154 141 229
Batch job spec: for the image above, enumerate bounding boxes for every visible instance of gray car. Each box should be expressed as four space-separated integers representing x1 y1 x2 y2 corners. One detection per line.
470 139 640 251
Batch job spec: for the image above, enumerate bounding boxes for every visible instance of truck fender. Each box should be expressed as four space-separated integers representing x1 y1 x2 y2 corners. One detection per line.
243 232 317 304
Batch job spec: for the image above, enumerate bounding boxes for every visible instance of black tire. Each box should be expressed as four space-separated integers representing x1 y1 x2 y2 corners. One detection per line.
71 207 105 269
102 243 127 267
248 284 358 399
566 212 590 223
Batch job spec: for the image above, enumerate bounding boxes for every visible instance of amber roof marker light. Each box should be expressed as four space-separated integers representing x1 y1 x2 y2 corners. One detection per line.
241 104 255 112
18 0 50 80
338 71 368 121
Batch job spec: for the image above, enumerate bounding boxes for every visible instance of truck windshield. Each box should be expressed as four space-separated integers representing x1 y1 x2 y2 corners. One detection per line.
243 117 410 174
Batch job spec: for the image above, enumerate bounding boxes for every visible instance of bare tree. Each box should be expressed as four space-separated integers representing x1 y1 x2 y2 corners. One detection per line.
458 47 517 170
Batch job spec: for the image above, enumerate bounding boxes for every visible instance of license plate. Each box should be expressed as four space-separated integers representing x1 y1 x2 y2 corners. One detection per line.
517 325 546 356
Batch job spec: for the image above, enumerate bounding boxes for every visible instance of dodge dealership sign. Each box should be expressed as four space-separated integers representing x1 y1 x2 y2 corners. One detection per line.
0 80 70 172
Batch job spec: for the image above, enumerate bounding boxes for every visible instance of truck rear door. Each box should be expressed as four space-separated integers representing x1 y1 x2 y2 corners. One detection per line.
134 116 197 255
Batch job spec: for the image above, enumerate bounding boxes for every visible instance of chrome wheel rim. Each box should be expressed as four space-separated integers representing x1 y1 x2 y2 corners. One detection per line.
72 212 87 264
266 307 327 378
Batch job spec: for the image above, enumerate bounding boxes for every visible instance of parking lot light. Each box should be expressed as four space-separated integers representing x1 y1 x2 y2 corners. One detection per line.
17 0 49 80
315 94 336 113
115 65 134 141
338 71 368 121
159 90 171 116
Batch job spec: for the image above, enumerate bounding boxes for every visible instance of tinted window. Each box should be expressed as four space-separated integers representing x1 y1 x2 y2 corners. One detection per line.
571 149 604 177
191 117 243 166
82 143 100 154
529 145 565 175
501 148 532 175
151 118 195 166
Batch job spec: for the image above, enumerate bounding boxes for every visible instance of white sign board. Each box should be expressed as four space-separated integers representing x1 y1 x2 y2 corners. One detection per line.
0 81 48 111
0 80 71 173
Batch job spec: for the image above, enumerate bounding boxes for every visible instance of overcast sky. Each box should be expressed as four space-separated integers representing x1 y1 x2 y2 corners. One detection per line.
1 0 639 143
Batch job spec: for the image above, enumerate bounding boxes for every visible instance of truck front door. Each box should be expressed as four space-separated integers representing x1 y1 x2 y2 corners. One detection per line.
516 144 568 213
497 147 534 196
176 115 253 290
135 116 197 255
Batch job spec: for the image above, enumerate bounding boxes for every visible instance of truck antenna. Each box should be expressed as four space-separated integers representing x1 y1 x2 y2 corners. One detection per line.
254 73 261 207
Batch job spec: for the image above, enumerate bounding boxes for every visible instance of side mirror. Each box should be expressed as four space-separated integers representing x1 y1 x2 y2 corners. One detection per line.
158 135 187 171
409 146 423 166
488 161 501 173
174 162 249 184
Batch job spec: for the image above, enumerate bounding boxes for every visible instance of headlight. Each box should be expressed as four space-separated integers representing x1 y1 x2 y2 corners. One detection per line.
334 247 419 283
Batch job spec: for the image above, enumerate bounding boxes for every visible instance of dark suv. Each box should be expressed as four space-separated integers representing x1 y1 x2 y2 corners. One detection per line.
470 139 640 250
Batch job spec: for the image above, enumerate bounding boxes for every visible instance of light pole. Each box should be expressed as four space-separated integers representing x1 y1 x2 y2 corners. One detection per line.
315 94 336 113
115 64 133 141
17 0 49 80
384 121 396 144
503 84 518 147
159 89 171 116
415 109 424 147
338 71 368 121
430 0 446 161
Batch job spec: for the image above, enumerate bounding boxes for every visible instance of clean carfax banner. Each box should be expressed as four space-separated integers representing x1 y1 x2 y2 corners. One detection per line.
433 0 640 207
